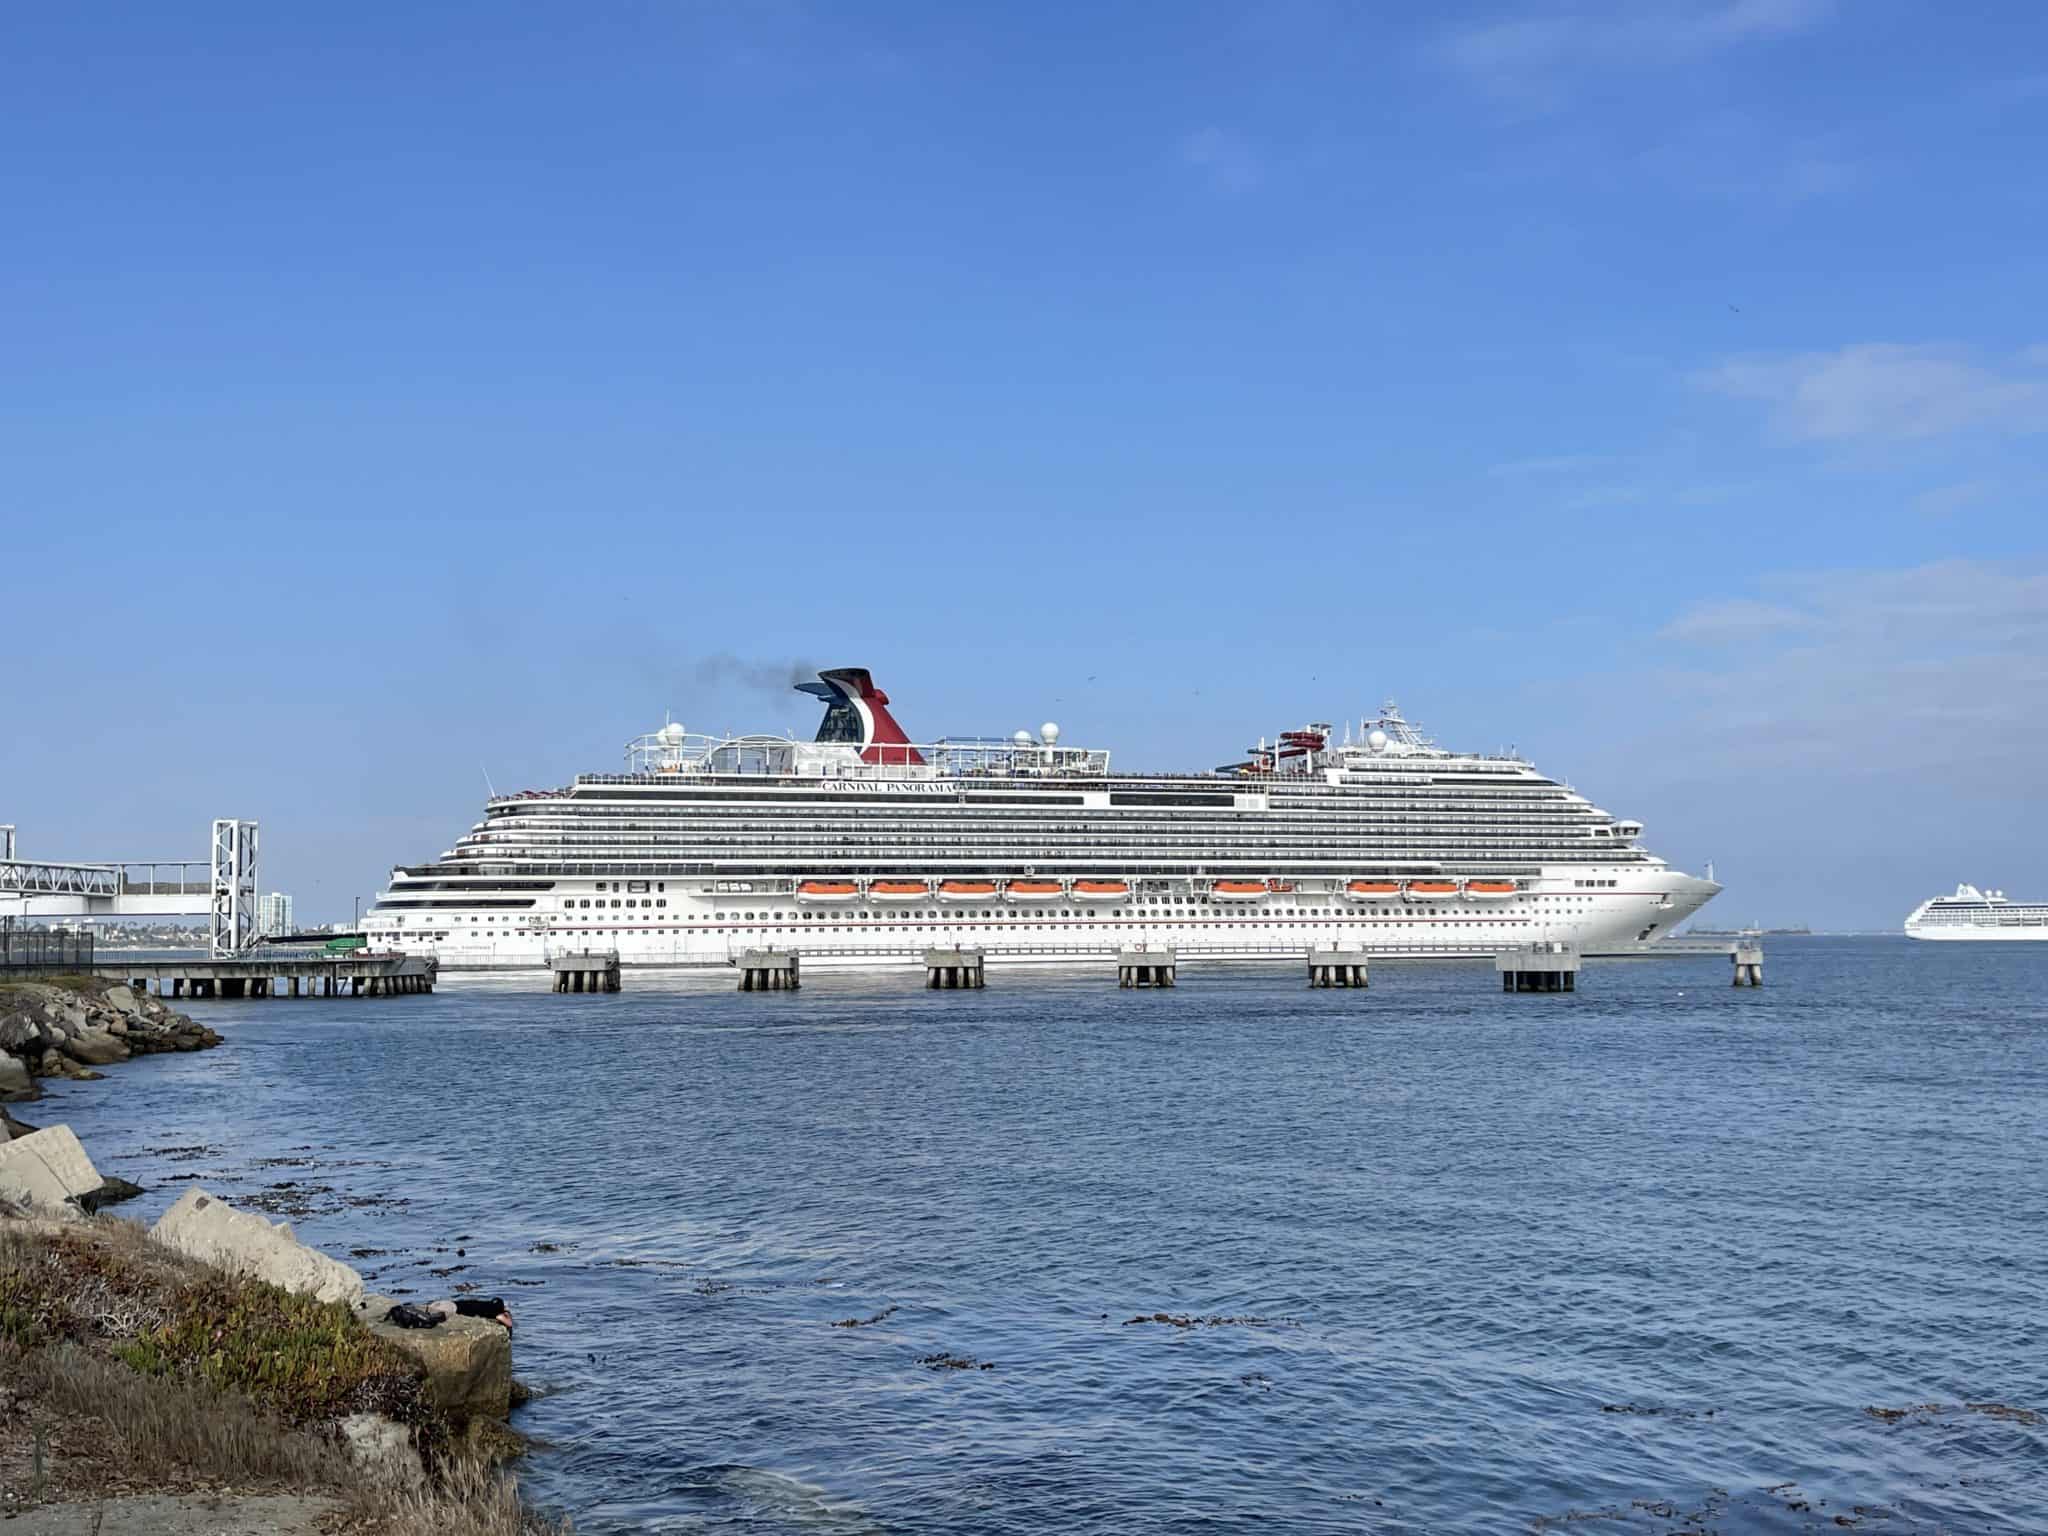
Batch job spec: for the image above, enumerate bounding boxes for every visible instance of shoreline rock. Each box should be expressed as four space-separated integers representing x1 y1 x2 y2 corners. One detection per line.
0 975 222 1105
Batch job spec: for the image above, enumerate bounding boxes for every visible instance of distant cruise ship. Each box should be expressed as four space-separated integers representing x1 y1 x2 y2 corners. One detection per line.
1904 885 2048 941
362 668 1721 970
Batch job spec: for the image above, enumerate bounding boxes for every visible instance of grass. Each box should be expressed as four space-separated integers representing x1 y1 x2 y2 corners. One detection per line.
0 1217 571 1533
0 973 104 996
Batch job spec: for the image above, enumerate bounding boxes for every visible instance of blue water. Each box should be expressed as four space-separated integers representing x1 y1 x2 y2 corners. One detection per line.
39 938 2048 1533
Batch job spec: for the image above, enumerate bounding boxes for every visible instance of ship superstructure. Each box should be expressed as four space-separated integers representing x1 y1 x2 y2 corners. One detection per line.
1904 884 2048 941
362 667 1721 969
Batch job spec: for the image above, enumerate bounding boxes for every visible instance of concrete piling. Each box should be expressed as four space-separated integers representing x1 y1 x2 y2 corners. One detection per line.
551 951 622 994
923 948 986 989
1732 942 1764 987
737 949 800 992
1496 942 1581 993
1118 946 1177 988
1308 946 1369 988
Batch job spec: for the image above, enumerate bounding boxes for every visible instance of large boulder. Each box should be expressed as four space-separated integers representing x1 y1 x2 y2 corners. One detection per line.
355 1295 513 1420
103 984 142 1015
0 1054 34 1102
151 1189 365 1306
340 1411 427 1488
0 1123 102 1216
65 1028 130 1066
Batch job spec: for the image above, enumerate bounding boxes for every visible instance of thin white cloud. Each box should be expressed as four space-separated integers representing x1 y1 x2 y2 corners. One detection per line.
1659 597 1813 645
1439 0 1832 109
1649 559 2048 779
1179 128 1262 194
1488 453 1618 477
1701 343 2048 441
1913 479 1997 518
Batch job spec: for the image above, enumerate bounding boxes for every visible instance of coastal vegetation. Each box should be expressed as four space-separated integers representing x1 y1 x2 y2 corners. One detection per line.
0 1214 567 1532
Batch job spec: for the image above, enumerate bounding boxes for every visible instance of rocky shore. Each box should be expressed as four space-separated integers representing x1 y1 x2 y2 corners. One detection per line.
0 977 222 1102
1 1116 554 1534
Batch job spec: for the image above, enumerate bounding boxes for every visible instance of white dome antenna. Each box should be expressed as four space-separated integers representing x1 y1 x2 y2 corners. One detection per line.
660 722 686 746
1012 730 1033 747
1040 722 1060 744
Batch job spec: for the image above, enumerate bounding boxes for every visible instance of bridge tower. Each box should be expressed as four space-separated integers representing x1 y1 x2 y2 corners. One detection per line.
209 818 259 957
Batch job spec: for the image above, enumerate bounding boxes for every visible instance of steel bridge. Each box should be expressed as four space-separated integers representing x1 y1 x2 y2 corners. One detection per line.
0 821 262 956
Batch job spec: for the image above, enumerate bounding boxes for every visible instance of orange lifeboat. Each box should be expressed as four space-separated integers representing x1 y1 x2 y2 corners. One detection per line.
1344 880 1402 902
1211 880 1270 901
868 880 930 904
939 880 999 903
1006 880 1065 903
797 880 859 904
1465 880 1519 900
1072 879 1130 903
1405 880 1461 901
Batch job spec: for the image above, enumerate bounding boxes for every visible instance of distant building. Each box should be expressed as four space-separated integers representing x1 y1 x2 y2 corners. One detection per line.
258 891 295 937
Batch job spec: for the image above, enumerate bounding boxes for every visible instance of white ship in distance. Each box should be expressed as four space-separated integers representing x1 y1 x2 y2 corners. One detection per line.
1905 884 2048 941
362 667 1721 969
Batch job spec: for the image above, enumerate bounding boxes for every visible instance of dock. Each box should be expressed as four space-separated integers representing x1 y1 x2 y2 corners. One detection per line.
96 954 436 999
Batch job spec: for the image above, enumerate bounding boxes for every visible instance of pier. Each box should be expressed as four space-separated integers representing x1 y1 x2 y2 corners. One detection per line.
551 951 621 993
924 948 985 989
1117 946 1177 988
1496 943 1581 993
1308 946 1370 988
95 954 436 999
737 949 801 991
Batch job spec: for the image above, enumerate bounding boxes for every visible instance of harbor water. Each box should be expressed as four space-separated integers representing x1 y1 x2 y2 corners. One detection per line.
42 937 2048 1533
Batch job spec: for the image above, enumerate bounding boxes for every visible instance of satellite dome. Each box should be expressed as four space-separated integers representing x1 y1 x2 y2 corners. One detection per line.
660 722 686 745
1040 722 1061 744
1367 729 1388 753
1012 729 1034 747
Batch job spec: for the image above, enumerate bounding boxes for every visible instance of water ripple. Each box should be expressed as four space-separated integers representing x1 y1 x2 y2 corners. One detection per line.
38 938 2048 1533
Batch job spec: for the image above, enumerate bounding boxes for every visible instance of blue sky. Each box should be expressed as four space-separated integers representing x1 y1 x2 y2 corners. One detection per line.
5 1 2044 928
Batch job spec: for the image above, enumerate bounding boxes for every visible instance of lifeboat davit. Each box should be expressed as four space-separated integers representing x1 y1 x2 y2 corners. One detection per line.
1211 880 1270 901
868 880 930 904
1344 881 1403 902
1465 880 1519 900
797 881 859 904
939 881 999 903
1071 880 1130 903
1006 880 1065 903
1405 880 1461 901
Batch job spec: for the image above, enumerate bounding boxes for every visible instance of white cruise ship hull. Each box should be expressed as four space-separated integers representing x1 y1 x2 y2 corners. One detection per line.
1906 924 2048 942
399 870 1720 972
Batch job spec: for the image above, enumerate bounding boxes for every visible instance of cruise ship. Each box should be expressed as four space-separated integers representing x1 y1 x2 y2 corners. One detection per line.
1904 885 2048 941
361 668 1722 970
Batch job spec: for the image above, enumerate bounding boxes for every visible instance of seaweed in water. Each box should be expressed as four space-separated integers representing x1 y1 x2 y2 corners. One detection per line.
918 1353 994 1371
1866 1401 2043 1427
1122 1312 1297 1330
832 1306 899 1329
